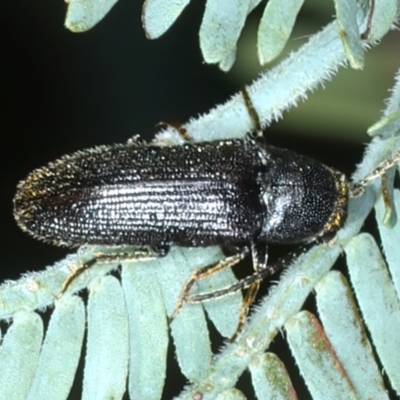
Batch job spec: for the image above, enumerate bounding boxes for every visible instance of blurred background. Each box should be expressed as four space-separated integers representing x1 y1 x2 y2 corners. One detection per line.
1 0 400 398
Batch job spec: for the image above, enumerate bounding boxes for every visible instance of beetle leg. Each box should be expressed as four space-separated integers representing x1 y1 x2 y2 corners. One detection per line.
170 243 276 341
169 246 250 322
183 243 288 341
156 121 192 141
59 246 166 296
230 243 268 341
241 87 261 132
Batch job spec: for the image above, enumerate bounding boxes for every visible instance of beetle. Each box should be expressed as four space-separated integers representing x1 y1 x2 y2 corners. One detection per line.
13 134 348 248
13 131 350 337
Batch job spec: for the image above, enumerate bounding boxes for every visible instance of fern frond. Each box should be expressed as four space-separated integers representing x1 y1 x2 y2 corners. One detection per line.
65 0 399 69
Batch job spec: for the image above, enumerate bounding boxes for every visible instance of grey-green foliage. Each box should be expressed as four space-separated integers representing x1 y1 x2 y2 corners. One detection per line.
2 1 400 400
65 0 396 70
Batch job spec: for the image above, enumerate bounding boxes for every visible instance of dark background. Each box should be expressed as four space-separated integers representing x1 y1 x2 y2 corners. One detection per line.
1 0 400 398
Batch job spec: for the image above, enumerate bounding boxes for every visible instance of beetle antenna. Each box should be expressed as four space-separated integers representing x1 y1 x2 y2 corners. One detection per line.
350 148 400 197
